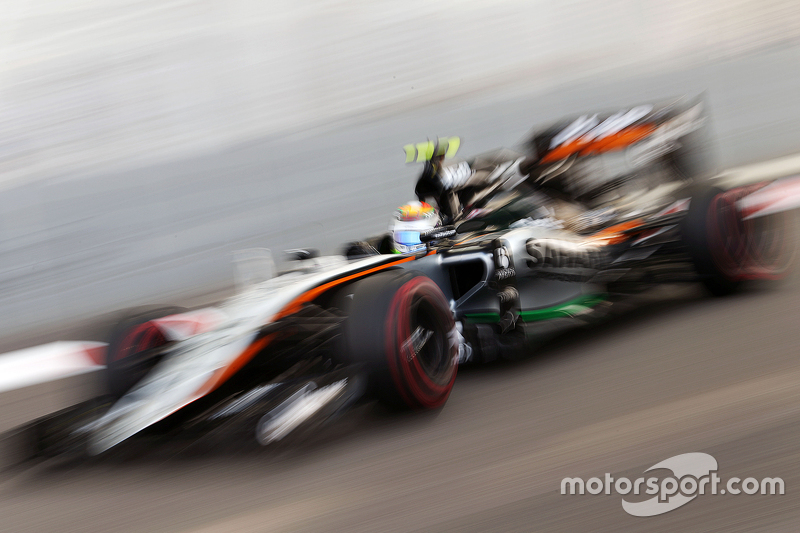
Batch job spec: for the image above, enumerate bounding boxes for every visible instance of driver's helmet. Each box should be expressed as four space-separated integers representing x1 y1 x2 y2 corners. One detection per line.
389 201 441 254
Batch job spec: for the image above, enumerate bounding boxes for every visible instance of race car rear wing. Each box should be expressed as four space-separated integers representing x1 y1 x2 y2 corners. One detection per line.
524 96 713 180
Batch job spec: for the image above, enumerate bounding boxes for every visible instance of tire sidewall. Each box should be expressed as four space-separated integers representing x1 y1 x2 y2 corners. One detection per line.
683 184 794 295
106 306 186 398
338 271 457 410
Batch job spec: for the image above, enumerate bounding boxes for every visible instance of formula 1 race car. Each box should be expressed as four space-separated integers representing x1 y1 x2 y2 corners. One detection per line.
28 97 800 458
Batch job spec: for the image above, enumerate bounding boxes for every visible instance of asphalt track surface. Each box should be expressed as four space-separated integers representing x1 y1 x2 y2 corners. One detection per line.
2 44 800 531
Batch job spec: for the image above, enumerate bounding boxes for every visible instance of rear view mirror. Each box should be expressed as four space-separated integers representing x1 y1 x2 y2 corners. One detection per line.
456 220 488 234
420 226 457 243
285 249 320 261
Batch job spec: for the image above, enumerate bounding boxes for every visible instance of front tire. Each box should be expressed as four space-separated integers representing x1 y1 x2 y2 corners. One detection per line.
106 306 186 398
338 271 457 410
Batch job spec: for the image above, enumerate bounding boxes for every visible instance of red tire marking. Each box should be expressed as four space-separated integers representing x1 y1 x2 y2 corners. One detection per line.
111 322 166 363
707 187 793 281
384 277 456 409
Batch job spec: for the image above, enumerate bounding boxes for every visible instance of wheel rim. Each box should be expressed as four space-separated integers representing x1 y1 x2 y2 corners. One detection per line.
407 297 451 382
386 277 456 409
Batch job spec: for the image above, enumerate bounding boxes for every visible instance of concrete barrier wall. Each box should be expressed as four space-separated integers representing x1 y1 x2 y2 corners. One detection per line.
2 0 799 185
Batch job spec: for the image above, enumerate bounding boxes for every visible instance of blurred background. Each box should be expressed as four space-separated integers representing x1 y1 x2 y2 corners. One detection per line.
2 2 800 531
2 0 800 347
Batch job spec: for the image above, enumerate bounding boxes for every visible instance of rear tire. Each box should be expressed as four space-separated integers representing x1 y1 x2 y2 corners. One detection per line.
338 271 457 410
683 185 794 296
106 306 186 399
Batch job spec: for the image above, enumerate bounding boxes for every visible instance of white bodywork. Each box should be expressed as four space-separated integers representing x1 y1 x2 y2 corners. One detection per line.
87 254 391 454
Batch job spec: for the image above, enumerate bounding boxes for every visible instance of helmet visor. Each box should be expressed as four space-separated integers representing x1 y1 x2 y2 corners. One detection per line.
394 230 422 246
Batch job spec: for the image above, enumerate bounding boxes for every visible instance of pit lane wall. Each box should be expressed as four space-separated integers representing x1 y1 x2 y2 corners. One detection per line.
3 0 800 187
